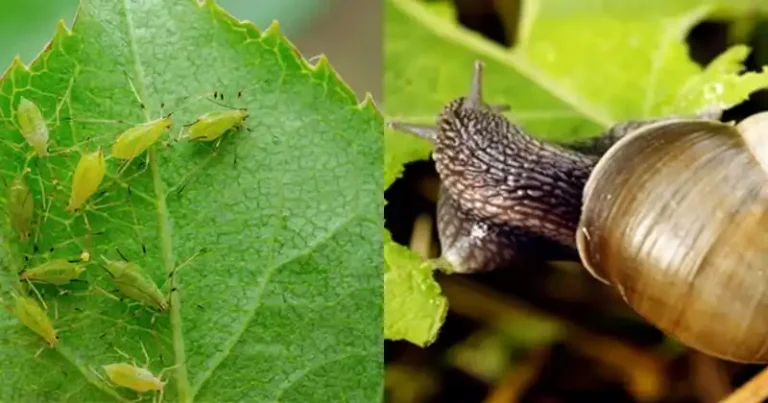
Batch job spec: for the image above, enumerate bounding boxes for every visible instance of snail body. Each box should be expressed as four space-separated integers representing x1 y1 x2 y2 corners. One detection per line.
388 61 768 363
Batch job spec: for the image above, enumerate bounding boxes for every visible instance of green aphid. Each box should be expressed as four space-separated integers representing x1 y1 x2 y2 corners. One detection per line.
16 97 49 157
184 108 249 142
102 256 167 312
6 174 34 242
67 147 106 212
111 116 173 160
11 293 58 347
20 259 86 285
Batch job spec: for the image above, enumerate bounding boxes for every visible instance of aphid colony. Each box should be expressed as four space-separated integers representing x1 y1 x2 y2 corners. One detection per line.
12 94 249 212
1 92 247 397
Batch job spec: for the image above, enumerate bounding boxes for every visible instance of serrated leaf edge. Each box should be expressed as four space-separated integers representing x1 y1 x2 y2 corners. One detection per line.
207 2 381 115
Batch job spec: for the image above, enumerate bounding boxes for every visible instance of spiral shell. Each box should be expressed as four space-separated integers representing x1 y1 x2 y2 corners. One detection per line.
577 112 768 363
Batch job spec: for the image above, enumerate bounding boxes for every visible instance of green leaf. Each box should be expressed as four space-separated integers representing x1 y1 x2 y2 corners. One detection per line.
384 0 768 345
384 130 431 189
0 0 382 401
384 231 447 347
516 0 768 119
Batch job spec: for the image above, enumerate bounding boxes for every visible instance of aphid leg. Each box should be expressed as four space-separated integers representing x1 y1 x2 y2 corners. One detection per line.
122 70 146 113
82 213 95 250
116 155 138 178
211 135 226 158
124 187 149 253
39 185 54 228
89 365 112 387
168 161 208 197
162 248 208 290
112 344 136 364
225 125 245 167
25 279 48 312
385 121 437 143
139 341 151 368
232 137 238 167
120 151 152 183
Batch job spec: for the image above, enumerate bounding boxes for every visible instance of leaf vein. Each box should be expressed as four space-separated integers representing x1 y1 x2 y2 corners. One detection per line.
271 350 378 401
190 212 361 397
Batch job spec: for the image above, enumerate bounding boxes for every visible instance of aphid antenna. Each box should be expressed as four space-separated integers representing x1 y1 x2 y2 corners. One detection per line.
119 68 181 124
88 365 116 392
200 96 241 111
201 78 266 108
87 284 124 305
97 258 116 277
115 248 130 262
44 230 106 255
120 68 147 113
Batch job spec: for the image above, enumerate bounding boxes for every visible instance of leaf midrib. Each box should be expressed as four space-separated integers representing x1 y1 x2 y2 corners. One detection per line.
118 0 192 401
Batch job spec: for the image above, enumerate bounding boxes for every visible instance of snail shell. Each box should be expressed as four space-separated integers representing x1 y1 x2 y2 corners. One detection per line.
577 113 768 363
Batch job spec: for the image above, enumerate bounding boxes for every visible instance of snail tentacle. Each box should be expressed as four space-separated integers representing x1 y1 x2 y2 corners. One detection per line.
385 121 438 143
389 59 596 272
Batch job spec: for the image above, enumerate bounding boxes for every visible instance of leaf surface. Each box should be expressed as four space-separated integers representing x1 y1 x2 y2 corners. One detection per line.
0 0 382 401
383 231 447 346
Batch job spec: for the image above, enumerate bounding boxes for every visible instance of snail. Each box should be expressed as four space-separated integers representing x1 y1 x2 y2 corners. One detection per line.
387 60 768 363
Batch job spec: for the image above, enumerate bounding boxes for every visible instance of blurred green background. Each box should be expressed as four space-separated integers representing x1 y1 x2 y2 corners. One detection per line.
0 0 380 100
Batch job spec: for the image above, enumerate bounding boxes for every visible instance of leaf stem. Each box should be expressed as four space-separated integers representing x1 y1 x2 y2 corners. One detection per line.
150 147 191 402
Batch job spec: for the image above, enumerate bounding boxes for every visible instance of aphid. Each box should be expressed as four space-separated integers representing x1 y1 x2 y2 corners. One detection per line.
111 116 173 160
67 147 106 212
10 293 58 347
182 108 249 143
102 363 165 393
6 174 34 241
16 97 49 156
102 256 167 312
19 259 86 285
96 342 177 402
